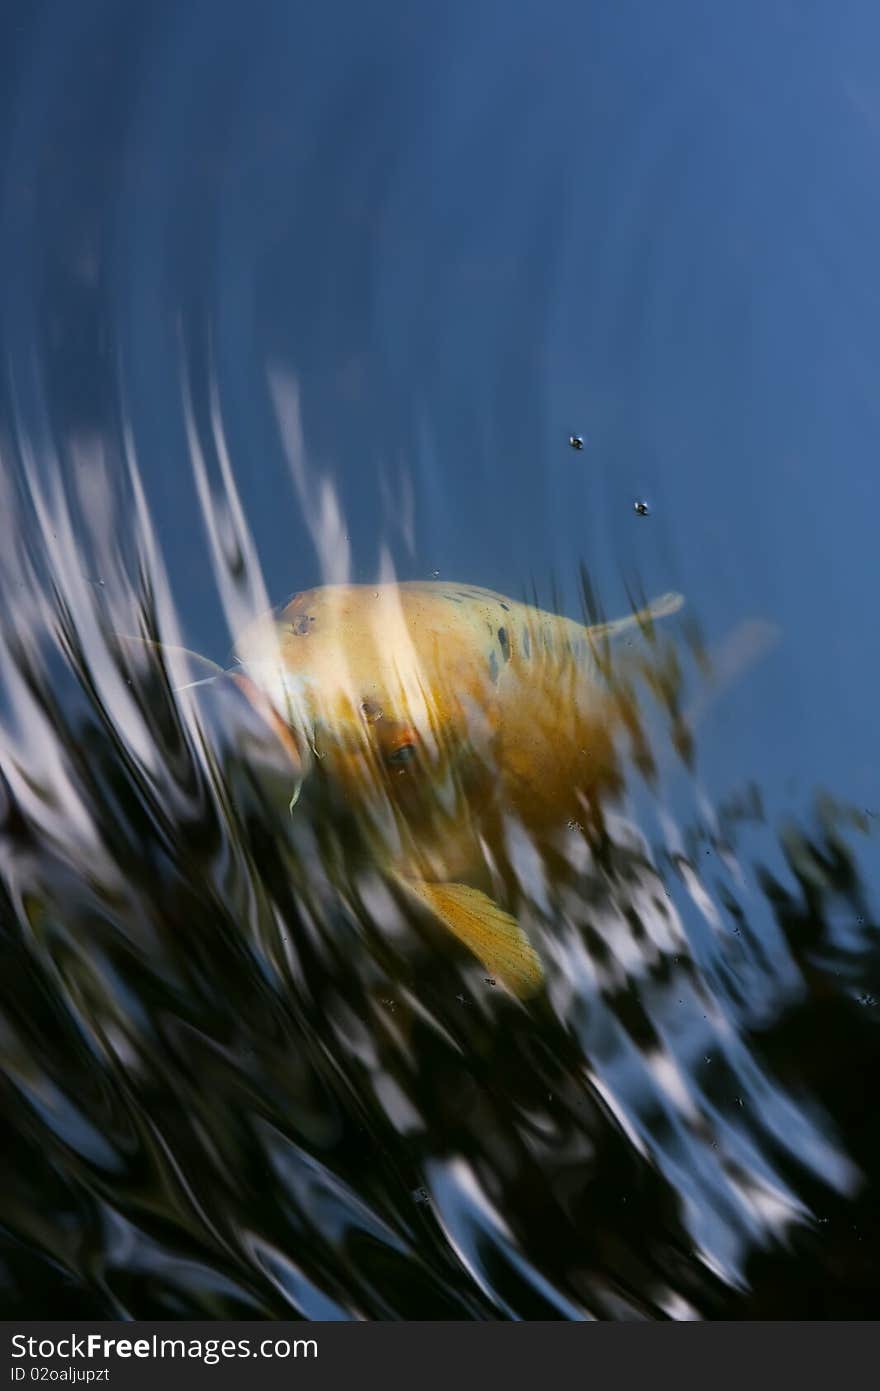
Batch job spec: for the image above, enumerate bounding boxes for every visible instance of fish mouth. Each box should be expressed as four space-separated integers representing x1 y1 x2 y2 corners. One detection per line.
229 670 314 790
122 634 315 805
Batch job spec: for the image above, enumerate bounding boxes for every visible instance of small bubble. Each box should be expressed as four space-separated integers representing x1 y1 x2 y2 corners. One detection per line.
412 1187 430 1204
857 993 877 1007
633 500 650 516
431 569 440 578
569 434 584 451
485 977 497 987
566 817 583 832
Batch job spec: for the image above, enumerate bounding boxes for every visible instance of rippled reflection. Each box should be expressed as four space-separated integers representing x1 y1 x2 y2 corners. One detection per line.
1 427 876 1318
2 0 879 1323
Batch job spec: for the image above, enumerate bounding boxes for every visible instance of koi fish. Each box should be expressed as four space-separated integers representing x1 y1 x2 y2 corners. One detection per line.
230 582 684 998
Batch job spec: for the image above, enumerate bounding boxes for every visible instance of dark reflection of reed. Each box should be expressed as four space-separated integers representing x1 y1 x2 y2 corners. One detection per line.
1 536 877 1318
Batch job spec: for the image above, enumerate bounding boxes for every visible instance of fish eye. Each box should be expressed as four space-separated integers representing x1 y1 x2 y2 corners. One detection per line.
386 742 417 768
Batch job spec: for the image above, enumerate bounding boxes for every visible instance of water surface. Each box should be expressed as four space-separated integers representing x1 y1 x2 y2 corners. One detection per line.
1 0 878 1319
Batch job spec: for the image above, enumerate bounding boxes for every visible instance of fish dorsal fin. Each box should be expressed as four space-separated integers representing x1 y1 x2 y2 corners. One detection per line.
586 590 684 643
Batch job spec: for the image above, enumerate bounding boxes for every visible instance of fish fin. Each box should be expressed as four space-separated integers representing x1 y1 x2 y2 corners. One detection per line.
398 877 544 998
587 590 684 642
683 619 779 732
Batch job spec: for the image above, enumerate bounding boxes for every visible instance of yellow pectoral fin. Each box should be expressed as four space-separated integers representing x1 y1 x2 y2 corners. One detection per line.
400 878 544 999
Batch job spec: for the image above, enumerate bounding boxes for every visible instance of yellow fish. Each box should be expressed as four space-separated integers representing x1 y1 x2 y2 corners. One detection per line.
228 581 684 999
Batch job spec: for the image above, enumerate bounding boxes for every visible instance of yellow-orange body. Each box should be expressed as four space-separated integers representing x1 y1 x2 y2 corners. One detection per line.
234 581 681 994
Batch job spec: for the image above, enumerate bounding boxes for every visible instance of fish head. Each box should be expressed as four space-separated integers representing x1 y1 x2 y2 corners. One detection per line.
233 584 502 829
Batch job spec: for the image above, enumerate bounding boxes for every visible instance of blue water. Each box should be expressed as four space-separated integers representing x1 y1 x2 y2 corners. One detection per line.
0 0 878 1318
